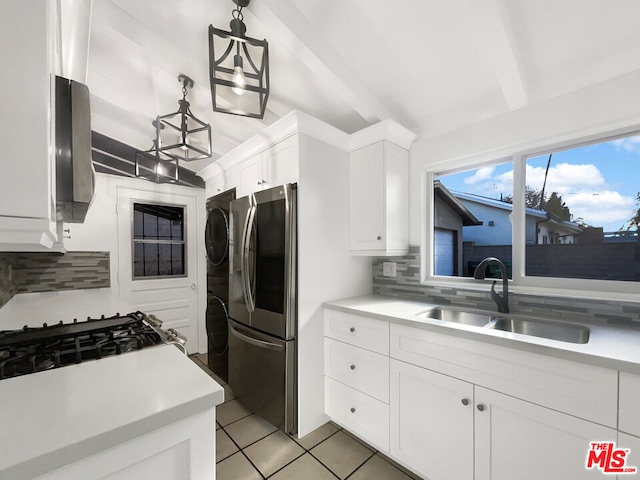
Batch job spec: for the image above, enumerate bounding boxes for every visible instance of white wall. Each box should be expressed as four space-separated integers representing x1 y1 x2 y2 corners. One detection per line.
409 70 640 245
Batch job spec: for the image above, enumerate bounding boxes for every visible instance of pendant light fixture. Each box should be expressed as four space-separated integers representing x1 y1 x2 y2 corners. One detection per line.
209 0 269 119
155 74 212 162
135 73 212 184
135 120 179 183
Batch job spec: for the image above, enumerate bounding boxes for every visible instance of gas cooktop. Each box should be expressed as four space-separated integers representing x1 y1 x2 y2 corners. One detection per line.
0 311 187 380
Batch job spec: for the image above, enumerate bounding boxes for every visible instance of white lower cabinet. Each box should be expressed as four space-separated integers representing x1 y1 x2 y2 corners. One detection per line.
33 408 217 480
474 387 616 480
325 377 389 451
390 359 474 480
324 308 624 480
390 359 617 480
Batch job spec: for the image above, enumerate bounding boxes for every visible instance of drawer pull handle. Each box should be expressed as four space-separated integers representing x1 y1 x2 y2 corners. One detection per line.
477 404 485 412
349 327 355 333
377 236 382 240
350 407 356 413
350 364 356 370
461 398 469 406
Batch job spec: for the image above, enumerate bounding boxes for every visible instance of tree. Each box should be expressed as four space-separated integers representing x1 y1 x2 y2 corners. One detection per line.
502 186 545 209
545 192 571 221
502 188 572 220
623 192 640 231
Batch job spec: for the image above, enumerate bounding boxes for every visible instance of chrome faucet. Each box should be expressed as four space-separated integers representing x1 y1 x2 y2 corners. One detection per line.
473 257 509 313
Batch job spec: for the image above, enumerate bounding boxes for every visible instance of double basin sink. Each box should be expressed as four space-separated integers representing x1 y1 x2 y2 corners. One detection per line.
417 307 590 344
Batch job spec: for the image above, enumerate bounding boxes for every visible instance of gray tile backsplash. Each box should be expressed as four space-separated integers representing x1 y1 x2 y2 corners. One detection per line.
13 252 110 293
0 251 110 310
0 253 17 309
373 246 640 326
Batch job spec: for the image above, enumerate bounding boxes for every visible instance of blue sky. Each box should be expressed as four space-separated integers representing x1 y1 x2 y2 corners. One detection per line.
437 135 640 232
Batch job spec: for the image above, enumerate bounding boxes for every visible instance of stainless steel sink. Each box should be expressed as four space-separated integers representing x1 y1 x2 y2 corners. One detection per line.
486 317 590 344
418 307 496 327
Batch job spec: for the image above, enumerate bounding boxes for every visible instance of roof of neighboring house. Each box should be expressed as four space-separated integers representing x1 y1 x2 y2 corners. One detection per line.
434 181 482 226
452 190 583 233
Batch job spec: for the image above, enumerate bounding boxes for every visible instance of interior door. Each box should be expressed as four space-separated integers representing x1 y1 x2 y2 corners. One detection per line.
117 187 199 352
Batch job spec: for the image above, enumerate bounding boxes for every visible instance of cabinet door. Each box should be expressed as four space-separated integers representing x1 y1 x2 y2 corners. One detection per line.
263 135 298 190
349 142 385 252
619 371 640 436
237 153 263 198
618 433 640 477
325 376 389 452
475 387 617 480
390 359 474 480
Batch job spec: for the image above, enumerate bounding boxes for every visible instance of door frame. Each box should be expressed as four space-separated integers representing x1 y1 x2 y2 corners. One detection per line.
116 185 206 353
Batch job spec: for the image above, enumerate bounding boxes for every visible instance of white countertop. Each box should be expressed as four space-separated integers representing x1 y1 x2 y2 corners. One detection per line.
324 295 640 373
0 344 224 480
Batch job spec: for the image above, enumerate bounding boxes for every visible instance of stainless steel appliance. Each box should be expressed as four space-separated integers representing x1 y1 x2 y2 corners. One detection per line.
0 312 187 380
228 183 297 433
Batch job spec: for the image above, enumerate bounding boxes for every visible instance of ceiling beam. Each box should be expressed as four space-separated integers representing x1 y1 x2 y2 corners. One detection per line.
465 0 529 110
249 0 392 125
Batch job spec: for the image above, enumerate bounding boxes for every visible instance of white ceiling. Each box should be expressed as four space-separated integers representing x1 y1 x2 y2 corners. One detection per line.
87 0 640 173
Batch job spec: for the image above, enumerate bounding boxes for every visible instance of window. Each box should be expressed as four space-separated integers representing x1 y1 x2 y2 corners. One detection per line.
427 131 640 292
133 203 185 278
433 163 513 278
524 135 640 282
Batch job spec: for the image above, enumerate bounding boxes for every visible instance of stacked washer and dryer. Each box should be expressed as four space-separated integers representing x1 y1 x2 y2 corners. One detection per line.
204 190 235 381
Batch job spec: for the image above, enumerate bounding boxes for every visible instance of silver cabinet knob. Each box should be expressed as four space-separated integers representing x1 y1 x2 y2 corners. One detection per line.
257 181 261 185
461 398 469 406
477 404 485 412
349 327 355 333
350 364 356 370
377 235 382 240
350 407 356 413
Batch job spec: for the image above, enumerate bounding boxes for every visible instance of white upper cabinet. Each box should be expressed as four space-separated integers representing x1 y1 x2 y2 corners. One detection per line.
0 0 91 252
0 0 59 250
236 135 299 198
349 141 409 255
348 121 416 256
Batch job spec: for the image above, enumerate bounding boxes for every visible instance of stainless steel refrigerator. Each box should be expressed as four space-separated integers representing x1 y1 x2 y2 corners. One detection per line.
227 183 297 434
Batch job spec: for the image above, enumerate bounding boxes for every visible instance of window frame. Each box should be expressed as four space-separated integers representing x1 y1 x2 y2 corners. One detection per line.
421 127 640 300
131 201 188 280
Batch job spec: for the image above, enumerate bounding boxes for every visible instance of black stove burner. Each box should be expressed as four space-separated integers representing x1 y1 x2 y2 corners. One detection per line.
0 312 164 380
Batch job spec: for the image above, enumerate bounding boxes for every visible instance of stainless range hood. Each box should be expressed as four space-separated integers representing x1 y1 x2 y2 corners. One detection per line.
55 75 94 223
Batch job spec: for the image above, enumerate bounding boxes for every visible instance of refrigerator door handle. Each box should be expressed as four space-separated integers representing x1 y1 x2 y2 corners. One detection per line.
229 322 284 352
243 204 257 312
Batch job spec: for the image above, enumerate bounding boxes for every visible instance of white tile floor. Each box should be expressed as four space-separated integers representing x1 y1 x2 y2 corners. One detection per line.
190 353 423 480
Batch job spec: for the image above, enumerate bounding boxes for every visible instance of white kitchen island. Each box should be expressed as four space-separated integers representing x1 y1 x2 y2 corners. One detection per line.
0 344 223 480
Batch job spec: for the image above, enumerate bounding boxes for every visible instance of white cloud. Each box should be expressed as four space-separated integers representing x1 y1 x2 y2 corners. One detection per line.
564 191 634 229
526 163 604 195
463 166 495 185
612 136 640 154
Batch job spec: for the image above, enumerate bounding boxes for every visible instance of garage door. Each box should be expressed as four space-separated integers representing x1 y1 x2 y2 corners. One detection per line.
434 229 454 276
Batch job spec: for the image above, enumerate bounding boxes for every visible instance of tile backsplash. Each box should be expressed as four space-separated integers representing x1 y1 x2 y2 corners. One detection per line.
0 251 110 309
14 252 110 294
0 253 17 309
373 246 640 326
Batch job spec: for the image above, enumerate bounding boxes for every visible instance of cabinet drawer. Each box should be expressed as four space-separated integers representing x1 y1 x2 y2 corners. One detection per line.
619 371 640 436
324 309 389 355
390 323 618 427
324 338 389 403
324 376 389 452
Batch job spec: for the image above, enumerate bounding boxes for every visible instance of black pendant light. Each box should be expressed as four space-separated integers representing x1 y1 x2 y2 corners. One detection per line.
135 73 212 184
209 0 269 119
155 74 212 161
135 121 179 184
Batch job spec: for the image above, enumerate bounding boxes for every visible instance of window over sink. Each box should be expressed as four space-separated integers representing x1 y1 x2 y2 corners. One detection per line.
132 203 186 278
426 129 640 296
